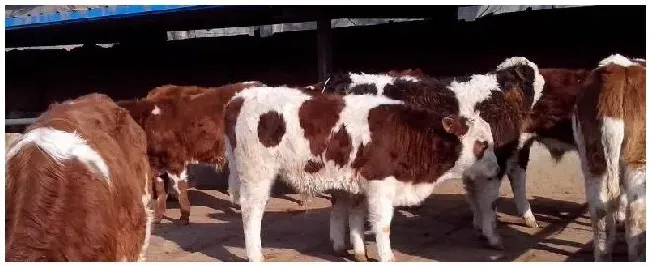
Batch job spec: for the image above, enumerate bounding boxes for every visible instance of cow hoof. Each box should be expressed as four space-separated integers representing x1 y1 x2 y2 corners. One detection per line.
353 253 368 262
178 218 190 226
487 242 505 251
524 218 539 228
381 254 396 262
249 255 265 262
474 229 486 240
332 246 347 257
523 214 539 228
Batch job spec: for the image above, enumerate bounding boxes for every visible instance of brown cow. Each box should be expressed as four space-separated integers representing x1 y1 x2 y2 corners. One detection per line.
118 81 265 225
5 93 153 261
572 54 646 261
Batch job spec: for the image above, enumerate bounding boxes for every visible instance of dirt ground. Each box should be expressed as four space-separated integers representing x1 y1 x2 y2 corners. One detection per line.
145 143 634 262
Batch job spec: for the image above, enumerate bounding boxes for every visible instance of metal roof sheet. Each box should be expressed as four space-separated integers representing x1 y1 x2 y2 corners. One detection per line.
5 5 213 30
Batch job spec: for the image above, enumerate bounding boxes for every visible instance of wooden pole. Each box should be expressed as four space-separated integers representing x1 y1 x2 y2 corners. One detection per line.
317 17 332 82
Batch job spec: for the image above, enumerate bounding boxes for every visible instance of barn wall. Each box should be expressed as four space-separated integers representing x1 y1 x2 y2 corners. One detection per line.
5 6 645 129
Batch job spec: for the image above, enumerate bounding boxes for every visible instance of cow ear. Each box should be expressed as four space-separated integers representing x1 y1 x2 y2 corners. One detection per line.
497 65 534 93
442 116 457 134
442 116 469 136
513 65 535 83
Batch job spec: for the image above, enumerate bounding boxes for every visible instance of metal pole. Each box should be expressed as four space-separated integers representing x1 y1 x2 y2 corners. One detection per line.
5 117 38 126
317 17 332 82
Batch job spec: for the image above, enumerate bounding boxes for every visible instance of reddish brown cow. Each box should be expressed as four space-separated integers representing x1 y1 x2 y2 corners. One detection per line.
118 81 264 225
5 93 153 261
572 54 645 261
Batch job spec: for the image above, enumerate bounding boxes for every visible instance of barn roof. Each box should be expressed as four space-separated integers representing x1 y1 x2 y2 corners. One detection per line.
5 5 593 48
6 5 590 31
457 5 587 21
5 5 211 30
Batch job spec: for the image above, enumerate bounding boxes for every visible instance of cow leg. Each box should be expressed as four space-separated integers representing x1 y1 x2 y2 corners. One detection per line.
584 175 617 261
367 182 395 262
177 180 191 225
507 164 538 228
227 156 241 206
616 190 628 226
462 175 484 239
475 175 503 250
240 173 275 262
573 116 623 261
169 169 191 225
166 173 178 200
329 191 349 256
299 193 314 207
138 173 155 261
153 175 167 223
622 164 645 262
348 194 368 262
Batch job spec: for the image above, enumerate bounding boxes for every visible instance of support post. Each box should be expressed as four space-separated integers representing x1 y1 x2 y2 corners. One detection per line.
317 17 332 82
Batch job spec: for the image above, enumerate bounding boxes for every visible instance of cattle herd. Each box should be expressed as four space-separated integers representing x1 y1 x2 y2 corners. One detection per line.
4 54 646 262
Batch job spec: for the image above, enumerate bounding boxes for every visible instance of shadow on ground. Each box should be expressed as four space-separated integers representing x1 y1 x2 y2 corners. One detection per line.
150 183 631 262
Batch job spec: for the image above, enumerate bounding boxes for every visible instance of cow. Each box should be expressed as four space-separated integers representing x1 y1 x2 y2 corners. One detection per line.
118 81 264 225
319 57 544 251
225 86 499 262
144 83 254 201
572 54 646 261
5 93 153 261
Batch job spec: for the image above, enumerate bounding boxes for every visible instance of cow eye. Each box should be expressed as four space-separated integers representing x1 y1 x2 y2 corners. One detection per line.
473 140 488 159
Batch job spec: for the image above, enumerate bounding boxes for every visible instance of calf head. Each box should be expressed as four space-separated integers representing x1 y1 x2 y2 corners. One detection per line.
495 57 545 111
444 115 499 179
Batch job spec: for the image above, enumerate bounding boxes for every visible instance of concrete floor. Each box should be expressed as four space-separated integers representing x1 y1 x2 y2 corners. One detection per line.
145 143 635 262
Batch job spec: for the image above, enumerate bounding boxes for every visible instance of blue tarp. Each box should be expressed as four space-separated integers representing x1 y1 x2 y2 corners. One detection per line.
5 5 217 30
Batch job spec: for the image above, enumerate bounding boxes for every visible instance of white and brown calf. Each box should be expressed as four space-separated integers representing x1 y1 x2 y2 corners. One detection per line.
225 87 499 262
321 57 546 247
572 54 646 261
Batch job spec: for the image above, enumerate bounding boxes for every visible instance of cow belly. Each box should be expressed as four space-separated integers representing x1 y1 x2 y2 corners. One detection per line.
280 163 364 195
